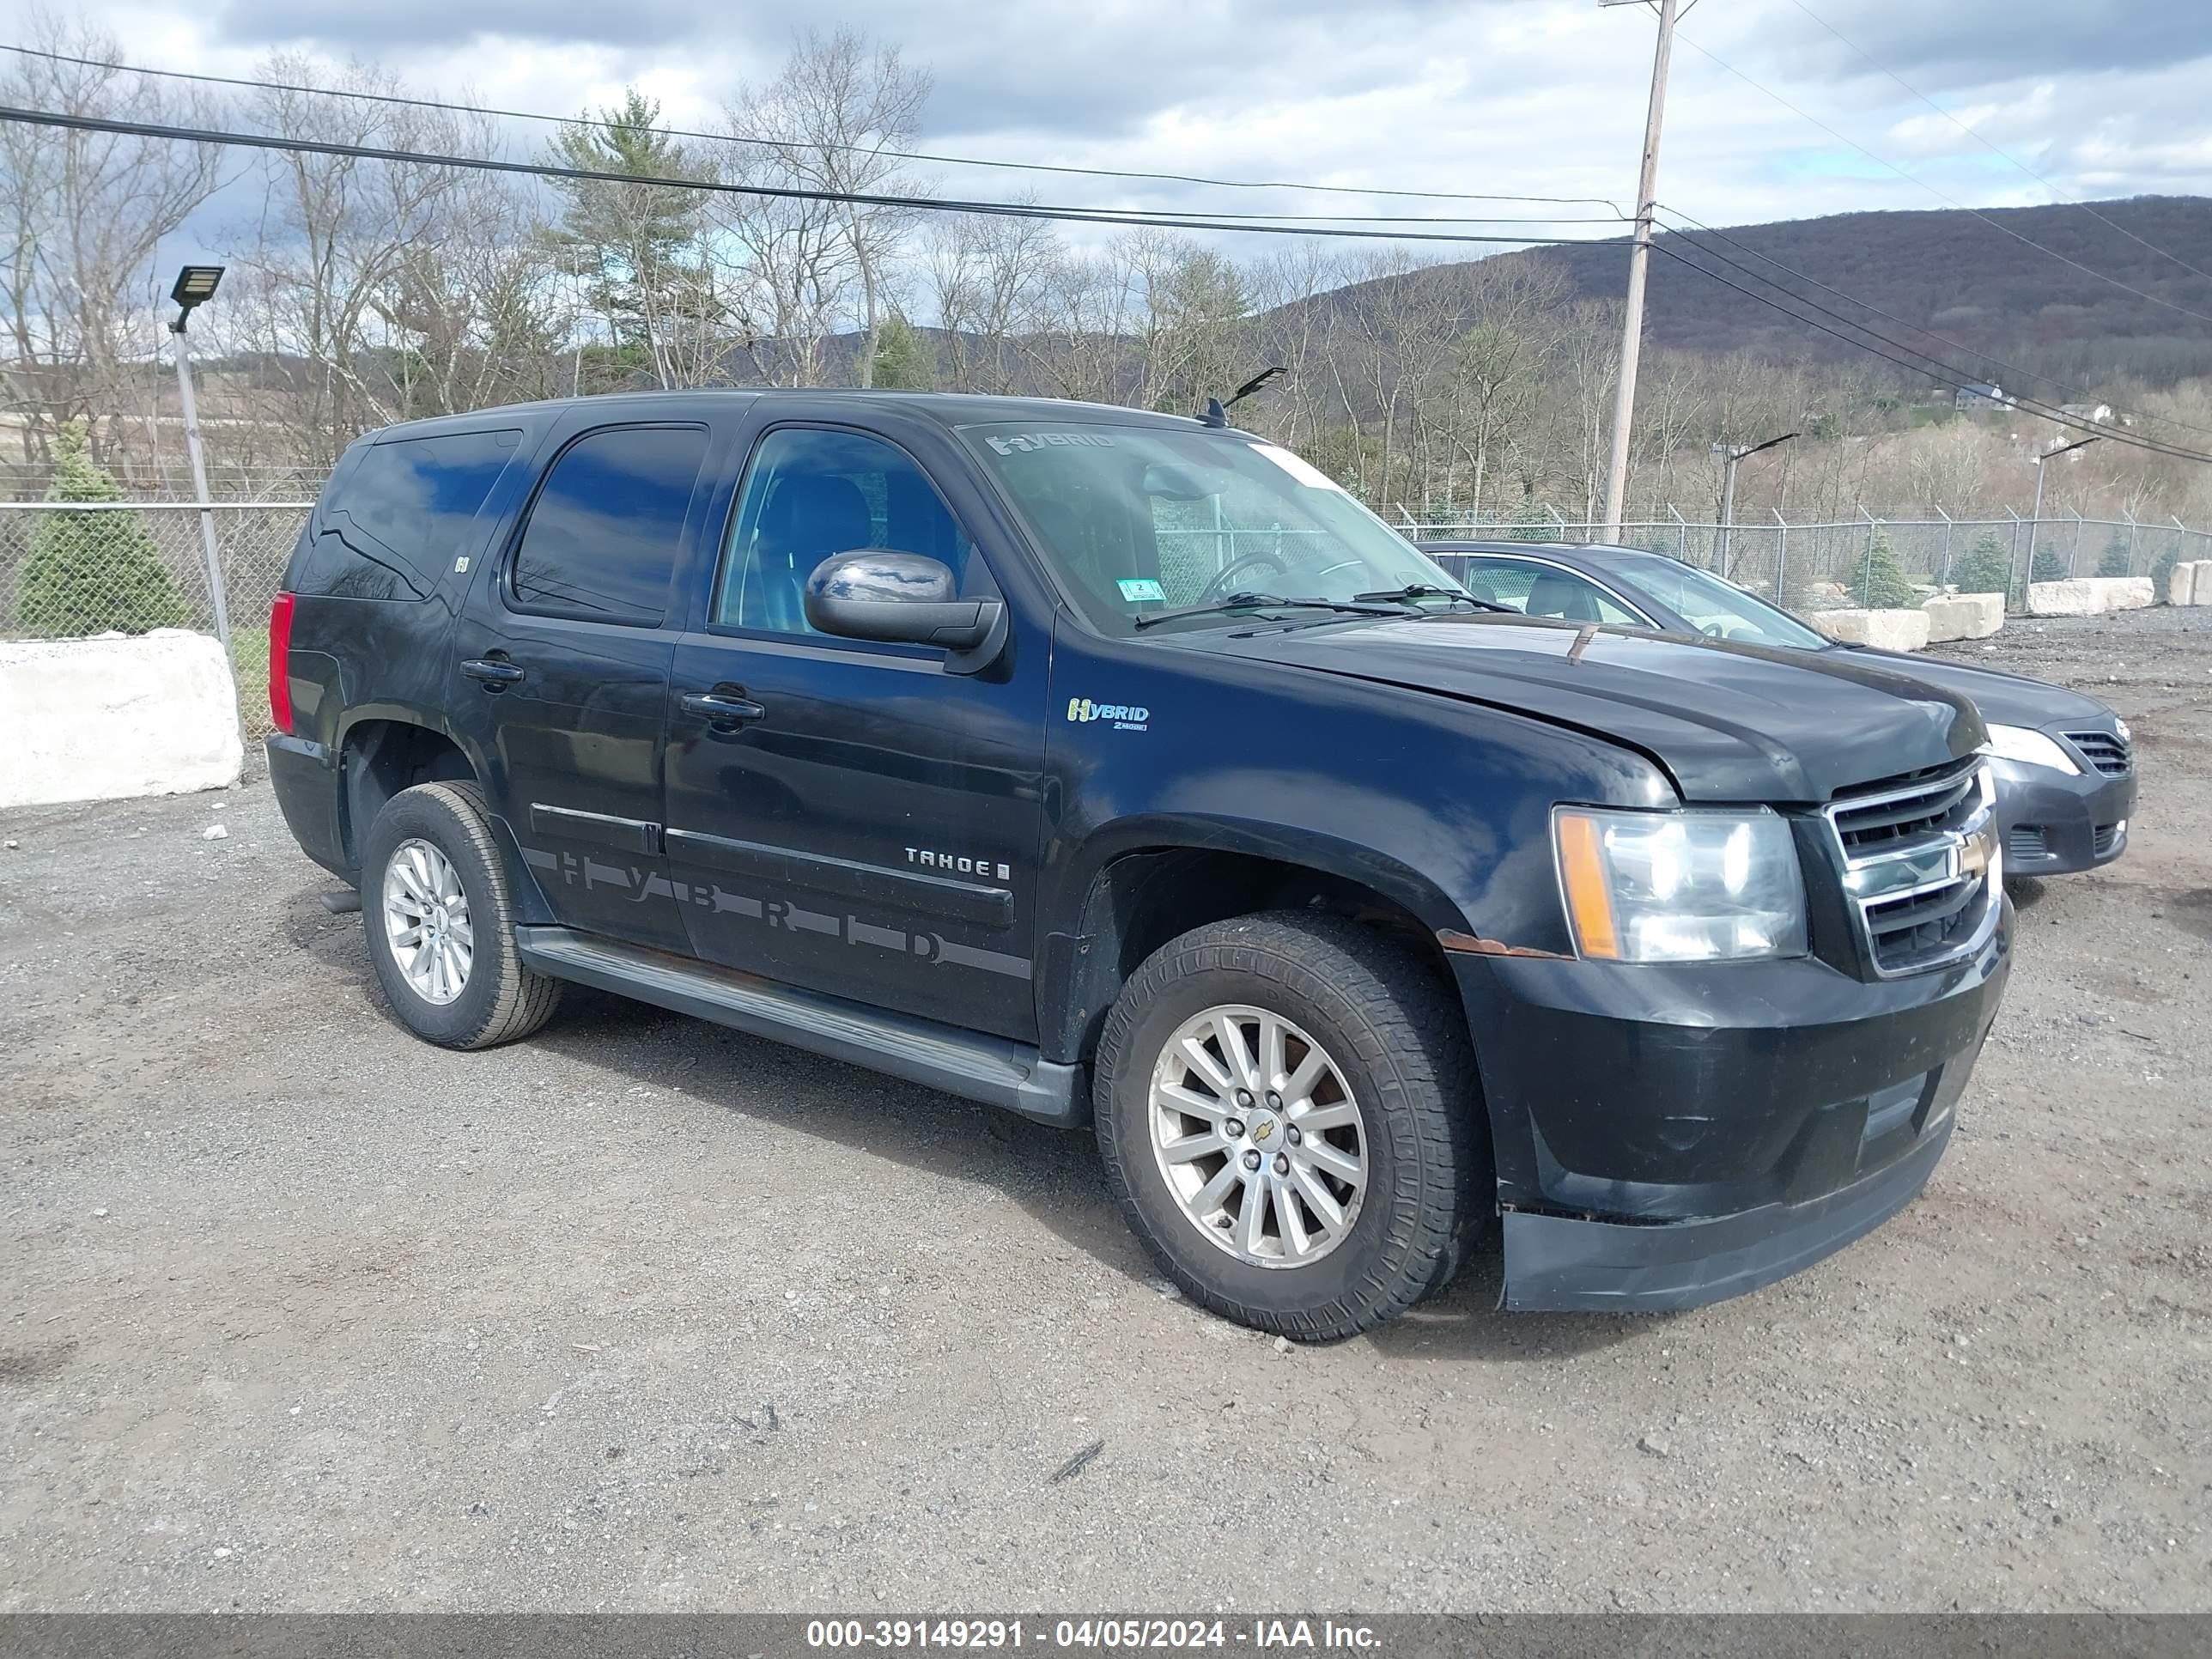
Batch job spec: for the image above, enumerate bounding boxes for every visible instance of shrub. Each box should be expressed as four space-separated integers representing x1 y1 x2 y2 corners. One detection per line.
1850 532 1915 608
2096 534 2133 578
2031 543 2069 583
1948 532 2013 598
2152 546 2181 595
15 422 189 637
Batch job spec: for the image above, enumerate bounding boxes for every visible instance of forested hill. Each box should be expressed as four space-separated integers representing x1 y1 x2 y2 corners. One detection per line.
1496 195 2212 386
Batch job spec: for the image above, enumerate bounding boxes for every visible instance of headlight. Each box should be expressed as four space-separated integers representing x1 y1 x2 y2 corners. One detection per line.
2115 716 2131 744
1553 807 1808 963
1981 723 2081 775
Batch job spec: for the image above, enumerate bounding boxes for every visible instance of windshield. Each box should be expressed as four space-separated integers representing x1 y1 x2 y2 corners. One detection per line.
961 422 1462 635
1603 554 1830 650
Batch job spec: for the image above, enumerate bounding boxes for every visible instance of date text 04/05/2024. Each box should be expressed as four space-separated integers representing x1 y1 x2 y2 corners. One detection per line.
804 1619 1382 1650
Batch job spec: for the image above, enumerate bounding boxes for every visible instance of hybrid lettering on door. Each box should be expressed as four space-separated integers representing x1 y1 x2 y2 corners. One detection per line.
519 847 1030 980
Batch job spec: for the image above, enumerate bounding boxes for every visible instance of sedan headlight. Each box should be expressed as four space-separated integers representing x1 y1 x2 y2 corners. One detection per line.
1553 806 1808 963
1982 723 2080 775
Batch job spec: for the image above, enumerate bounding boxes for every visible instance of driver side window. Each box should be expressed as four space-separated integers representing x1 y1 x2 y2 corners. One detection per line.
714 428 974 635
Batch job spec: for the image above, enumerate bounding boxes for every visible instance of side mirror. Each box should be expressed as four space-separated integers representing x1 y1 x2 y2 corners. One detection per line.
804 550 1004 653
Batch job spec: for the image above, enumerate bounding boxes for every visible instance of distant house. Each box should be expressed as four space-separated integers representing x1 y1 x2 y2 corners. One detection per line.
1954 382 2013 411
2057 402 2115 426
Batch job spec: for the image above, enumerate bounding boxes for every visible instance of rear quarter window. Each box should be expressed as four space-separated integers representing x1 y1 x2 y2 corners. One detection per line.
292 428 522 599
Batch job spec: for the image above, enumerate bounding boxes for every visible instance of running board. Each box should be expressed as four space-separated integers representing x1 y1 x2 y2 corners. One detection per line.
514 927 1085 1127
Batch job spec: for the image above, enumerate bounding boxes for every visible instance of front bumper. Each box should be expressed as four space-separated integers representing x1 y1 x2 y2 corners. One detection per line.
1990 755 2135 874
1455 899 2010 1312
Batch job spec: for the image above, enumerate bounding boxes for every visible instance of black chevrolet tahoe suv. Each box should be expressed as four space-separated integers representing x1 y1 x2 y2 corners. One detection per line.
265 390 2011 1340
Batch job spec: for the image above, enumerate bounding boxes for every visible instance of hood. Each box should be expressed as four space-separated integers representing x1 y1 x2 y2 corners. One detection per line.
1192 614 1985 803
1826 644 2116 729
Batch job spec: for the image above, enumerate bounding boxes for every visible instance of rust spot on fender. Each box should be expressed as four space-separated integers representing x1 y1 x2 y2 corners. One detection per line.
1437 929 1571 961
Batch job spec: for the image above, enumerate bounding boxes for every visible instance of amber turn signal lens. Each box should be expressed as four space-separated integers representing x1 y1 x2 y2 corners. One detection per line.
1554 811 1621 960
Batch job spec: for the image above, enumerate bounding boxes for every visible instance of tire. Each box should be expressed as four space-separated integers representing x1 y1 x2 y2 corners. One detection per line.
360 781 562 1050
1093 911 1486 1340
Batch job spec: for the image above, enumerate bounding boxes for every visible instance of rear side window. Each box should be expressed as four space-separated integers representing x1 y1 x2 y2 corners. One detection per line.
508 424 708 626
295 428 520 599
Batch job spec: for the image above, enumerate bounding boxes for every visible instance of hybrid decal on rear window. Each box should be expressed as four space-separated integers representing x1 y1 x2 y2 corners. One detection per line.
984 432 1116 455
1067 696 1150 732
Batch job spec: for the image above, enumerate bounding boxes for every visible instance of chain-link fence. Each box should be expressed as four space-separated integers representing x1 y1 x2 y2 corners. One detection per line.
3 494 2208 735
0 501 310 735
1403 507 2212 611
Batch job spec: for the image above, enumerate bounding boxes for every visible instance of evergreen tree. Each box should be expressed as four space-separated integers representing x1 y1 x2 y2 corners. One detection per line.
1948 532 2013 598
2032 543 2069 583
2152 545 2182 596
870 314 935 390
544 91 717 373
2096 534 2132 578
1508 495 1561 544
1852 532 1914 608
16 422 189 637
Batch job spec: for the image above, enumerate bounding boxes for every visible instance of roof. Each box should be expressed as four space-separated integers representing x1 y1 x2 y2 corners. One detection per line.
362 387 1221 444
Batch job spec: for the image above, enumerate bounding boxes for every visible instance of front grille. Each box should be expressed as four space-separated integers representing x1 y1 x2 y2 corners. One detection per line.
1829 760 1985 853
2008 825 2049 861
2065 729 2131 775
2093 823 2122 857
1821 757 2000 978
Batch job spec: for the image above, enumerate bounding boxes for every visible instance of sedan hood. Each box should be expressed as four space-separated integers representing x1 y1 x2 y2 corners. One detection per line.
1196 613 1985 803
1826 644 2116 730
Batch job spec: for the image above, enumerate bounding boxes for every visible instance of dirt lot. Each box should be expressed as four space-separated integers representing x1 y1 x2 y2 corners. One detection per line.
2 608 2208 1613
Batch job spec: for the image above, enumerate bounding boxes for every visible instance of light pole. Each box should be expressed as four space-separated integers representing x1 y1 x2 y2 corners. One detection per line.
2027 434 2100 580
168 264 230 652
1598 0 1686 542
1711 429 1797 578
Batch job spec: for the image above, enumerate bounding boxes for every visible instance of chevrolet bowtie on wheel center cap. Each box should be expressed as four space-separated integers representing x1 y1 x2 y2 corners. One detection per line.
1149 1004 1367 1267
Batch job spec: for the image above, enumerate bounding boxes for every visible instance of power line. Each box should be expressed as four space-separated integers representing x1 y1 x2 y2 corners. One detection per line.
0 104 1623 250
1668 23 2212 331
0 41 1627 216
1645 239 2212 465
1781 0 2212 289
1651 204 2212 443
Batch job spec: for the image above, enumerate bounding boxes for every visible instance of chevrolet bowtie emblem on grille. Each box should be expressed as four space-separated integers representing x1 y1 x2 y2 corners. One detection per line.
1959 827 1994 880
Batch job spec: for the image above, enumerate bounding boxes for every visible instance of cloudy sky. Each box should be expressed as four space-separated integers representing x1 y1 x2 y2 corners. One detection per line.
8 0 2211 247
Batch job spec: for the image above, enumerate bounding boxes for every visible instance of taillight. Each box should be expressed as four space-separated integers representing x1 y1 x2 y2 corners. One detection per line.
268 591 295 735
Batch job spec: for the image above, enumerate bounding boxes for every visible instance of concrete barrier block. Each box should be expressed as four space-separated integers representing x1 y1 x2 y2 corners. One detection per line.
2170 561 2212 605
0 629 241 811
2086 576 2154 612
1922 593 2005 641
1820 607 1933 651
2027 579 2103 617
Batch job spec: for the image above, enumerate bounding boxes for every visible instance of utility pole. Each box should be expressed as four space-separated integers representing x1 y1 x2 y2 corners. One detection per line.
167 265 230 653
1599 0 1683 543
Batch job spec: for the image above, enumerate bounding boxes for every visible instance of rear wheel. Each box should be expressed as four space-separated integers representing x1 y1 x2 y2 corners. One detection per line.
1093 912 1484 1340
361 781 562 1049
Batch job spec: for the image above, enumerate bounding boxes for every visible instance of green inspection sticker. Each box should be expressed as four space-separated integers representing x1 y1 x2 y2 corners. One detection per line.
1117 578 1167 603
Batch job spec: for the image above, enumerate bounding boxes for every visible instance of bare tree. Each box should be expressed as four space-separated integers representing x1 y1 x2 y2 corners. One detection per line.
0 11 225 474
725 30 928 387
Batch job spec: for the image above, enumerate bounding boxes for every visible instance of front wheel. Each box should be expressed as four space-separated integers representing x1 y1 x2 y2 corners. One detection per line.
1093 913 1485 1340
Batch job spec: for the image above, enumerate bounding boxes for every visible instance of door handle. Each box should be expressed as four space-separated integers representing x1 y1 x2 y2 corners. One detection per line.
679 690 767 726
461 657 526 690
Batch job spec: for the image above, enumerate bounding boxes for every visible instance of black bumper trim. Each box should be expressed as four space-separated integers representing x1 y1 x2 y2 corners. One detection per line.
1499 1115 1954 1313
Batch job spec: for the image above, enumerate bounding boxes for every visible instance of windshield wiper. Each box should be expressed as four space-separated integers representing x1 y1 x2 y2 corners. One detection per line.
1131 591 1401 629
1352 582 1515 615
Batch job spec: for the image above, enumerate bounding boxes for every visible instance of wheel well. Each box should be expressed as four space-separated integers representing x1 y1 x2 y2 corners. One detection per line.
1052 848 1453 1066
340 720 477 868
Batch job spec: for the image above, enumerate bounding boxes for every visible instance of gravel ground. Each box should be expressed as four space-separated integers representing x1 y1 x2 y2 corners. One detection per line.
2 608 2209 1613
